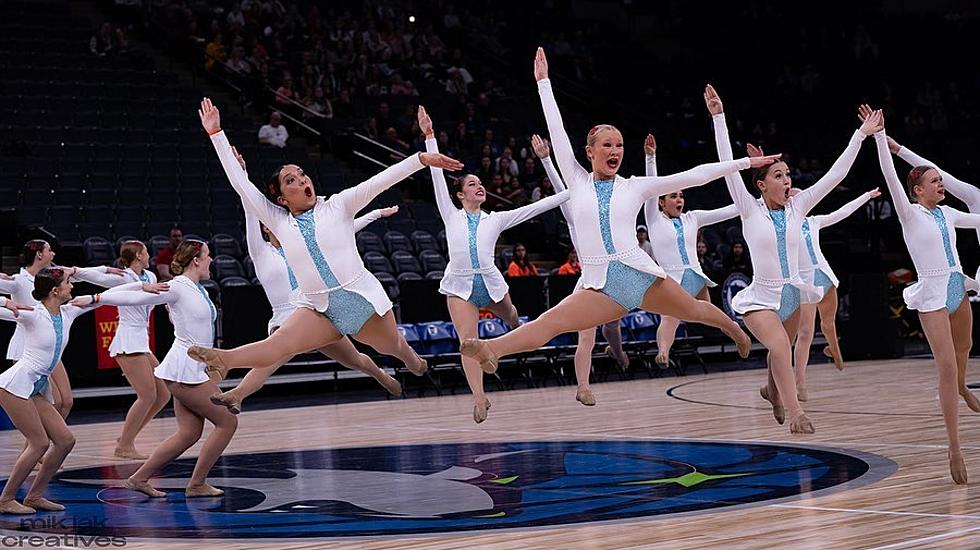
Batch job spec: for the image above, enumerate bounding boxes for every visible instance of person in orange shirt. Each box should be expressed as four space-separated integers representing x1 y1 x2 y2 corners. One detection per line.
558 249 581 275
506 243 537 277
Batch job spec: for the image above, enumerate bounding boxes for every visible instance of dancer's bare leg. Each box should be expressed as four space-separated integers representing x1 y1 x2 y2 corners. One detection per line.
744 308 812 433
0 391 50 512
920 308 967 483
640 277 752 358
601 320 629 368
190 308 343 369
949 296 980 413
447 297 490 422
353 310 427 375
49 362 72 419
316 337 401 396
136 355 170 433
116 354 169 459
486 294 521 329
794 303 818 402
128 385 203 496
23 397 74 509
574 327 597 405
817 287 844 371
656 316 681 367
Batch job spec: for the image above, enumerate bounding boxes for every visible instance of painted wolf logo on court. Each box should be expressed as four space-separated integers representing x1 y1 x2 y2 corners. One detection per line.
2 441 894 538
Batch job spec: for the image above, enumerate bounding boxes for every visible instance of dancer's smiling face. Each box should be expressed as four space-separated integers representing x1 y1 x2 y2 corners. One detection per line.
659 191 685 217
275 164 317 213
585 126 623 180
455 174 486 208
909 167 944 206
754 161 792 207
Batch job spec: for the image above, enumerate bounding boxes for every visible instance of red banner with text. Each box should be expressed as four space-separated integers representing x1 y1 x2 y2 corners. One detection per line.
94 306 156 369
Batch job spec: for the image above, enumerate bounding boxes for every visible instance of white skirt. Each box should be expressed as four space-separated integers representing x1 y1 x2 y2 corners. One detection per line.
108 325 152 357
732 276 822 315
5 327 25 361
663 265 718 288
903 270 980 312
154 341 210 384
0 363 53 402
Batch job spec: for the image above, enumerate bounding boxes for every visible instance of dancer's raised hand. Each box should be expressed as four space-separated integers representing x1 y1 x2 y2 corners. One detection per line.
858 107 883 135
199 97 221 134
748 153 782 168
704 84 724 115
105 267 126 276
869 187 882 199
420 152 464 171
378 206 399 218
534 47 548 81
531 134 550 159
643 134 657 156
418 105 433 137
746 143 765 157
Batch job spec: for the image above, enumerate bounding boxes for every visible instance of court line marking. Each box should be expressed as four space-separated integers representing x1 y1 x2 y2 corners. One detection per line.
770 503 980 521
866 525 980 550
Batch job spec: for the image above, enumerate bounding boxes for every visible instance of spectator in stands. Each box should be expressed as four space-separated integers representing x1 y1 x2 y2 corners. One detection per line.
382 127 410 155
154 226 183 282
507 243 537 277
636 226 654 257
90 22 126 56
204 33 226 70
558 249 581 275
724 241 753 276
697 239 722 278
303 86 332 120
225 46 251 75
495 147 519 178
530 175 555 202
274 76 296 107
258 111 288 148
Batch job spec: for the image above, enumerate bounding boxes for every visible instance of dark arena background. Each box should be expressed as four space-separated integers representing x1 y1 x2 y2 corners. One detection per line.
1 0 979 548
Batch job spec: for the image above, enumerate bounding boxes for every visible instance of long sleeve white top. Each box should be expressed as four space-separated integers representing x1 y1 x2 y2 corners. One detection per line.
713 112 866 312
537 78 751 291
244 202 385 330
98 275 218 383
798 190 874 287
643 153 738 287
875 131 980 311
0 266 125 360
212 130 424 314
425 136 569 302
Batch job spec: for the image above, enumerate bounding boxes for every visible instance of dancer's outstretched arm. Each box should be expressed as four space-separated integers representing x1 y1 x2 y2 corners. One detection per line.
643 134 659 226
635 156 758 201
353 207 396 232
811 189 879 228
419 106 459 223
708 86 763 215
792 123 876 215
532 135 579 245
894 141 980 210
335 150 461 219
690 204 740 228
497 190 569 230
71 265 127 288
535 49 592 187
874 129 916 225
82 289 176 309
0 274 19 295
946 208 980 230
0 298 35 323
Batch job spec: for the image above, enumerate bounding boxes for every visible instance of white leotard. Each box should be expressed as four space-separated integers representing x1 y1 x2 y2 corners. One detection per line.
797 191 874 303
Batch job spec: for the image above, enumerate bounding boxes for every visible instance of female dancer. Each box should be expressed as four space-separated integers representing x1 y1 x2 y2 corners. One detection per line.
189 98 462 374
643 133 740 368
870 105 980 483
419 106 570 423
0 269 159 514
789 185 880 401
80 240 240 497
210 146 402 414
885 134 980 413
108 241 172 459
459 49 768 372
530 134 627 406
0 241 126 420
708 84 880 433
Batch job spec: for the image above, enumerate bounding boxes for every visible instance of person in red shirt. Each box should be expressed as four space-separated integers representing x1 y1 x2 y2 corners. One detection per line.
558 249 580 275
506 243 537 277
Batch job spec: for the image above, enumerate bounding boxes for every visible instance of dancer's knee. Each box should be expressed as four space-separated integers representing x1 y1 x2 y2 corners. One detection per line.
52 432 75 452
27 438 50 457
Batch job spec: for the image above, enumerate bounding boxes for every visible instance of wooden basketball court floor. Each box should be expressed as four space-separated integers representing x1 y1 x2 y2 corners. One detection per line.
3 358 980 549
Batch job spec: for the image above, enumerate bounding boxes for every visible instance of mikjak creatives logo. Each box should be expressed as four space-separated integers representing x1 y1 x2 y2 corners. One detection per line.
0 440 894 539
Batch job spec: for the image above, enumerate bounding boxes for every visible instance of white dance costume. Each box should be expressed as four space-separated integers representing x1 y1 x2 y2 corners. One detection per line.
537 78 751 310
0 284 142 401
244 206 385 334
712 113 867 320
0 266 128 360
211 131 424 335
643 153 738 297
875 132 980 313
798 191 874 303
896 144 980 281
98 276 218 384
108 268 158 356
425 137 569 308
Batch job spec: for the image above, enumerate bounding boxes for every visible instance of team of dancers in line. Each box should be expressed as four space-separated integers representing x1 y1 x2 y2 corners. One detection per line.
2 48 980 514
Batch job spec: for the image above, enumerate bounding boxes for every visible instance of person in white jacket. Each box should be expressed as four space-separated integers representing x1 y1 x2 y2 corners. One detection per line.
189 98 462 376
419 106 569 423
708 84 879 434
642 134 740 368
0 268 160 514
460 48 770 373
868 105 980 484
0 240 127 421
209 146 402 415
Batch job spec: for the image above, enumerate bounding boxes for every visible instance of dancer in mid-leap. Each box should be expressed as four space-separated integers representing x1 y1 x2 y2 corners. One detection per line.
870 105 980 483
419 106 569 423
210 146 402 415
189 98 463 375
642 134 740 368
708 84 880 434
460 49 770 373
